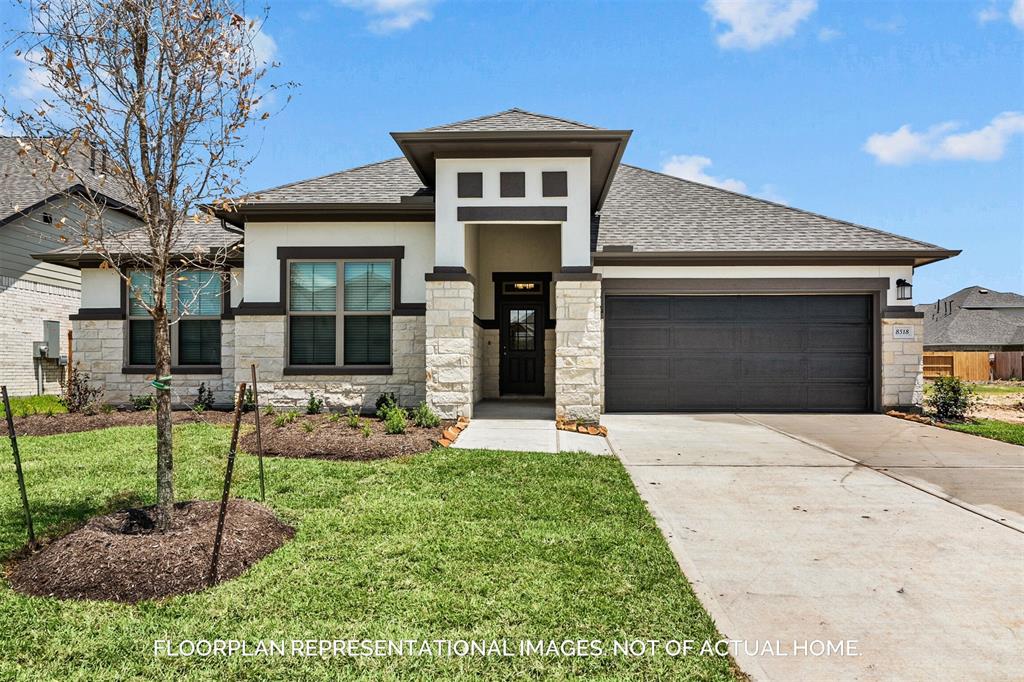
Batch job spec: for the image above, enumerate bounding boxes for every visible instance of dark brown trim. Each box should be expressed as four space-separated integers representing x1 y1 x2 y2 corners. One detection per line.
559 265 592 273
599 277 891 294
214 203 434 227
425 266 476 283
457 172 483 198
276 246 405 260
474 315 497 329
542 171 568 198
593 249 960 267
70 307 124 321
499 172 526 198
283 366 393 376
882 306 925 319
457 206 567 222
394 303 426 316
233 301 285 315
221 271 234 320
491 271 554 331
435 150 592 159
491 271 553 282
554 272 602 281
122 365 222 375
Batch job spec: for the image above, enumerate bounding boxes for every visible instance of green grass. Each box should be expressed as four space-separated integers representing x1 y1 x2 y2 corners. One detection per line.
0 424 734 681
944 419 1024 445
967 383 1024 395
1 394 66 418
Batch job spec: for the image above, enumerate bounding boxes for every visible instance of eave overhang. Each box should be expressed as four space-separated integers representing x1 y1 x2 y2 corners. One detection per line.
209 201 435 228
592 248 962 268
389 129 632 212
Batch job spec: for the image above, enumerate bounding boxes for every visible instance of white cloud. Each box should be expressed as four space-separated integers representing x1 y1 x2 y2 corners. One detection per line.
1011 0 1024 27
703 0 817 50
976 0 1024 28
663 155 748 192
334 0 434 34
864 112 1024 165
977 4 1002 24
817 26 841 42
249 21 278 67
10 50 52 100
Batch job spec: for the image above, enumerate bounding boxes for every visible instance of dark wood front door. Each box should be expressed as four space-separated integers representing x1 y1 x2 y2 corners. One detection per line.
500 302 545 395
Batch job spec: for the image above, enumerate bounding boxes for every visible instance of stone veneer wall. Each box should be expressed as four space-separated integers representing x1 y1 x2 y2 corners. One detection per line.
554 279 603 423
232 315 425 411
0 277 79 395
71 318 235 405
425 280 475 418
881 317 925 410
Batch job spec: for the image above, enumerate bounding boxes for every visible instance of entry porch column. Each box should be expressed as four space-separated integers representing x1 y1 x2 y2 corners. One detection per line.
554 273 603 423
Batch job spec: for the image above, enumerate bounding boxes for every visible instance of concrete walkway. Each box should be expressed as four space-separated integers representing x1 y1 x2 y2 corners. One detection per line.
451 400 611 454
605 413 1024 682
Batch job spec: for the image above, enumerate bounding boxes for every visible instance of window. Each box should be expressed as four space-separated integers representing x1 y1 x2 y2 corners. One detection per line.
127 269 222 367
457 172 483 198
542 171 568 197
288 260 392 367
500 171 526 198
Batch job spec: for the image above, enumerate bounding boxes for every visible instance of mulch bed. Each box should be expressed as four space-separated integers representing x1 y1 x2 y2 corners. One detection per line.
240 413 448 461
0 409 252 437
7 500 293 603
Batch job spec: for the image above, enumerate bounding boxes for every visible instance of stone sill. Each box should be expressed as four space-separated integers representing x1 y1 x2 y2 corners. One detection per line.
122 366 222 375
283 366 393 376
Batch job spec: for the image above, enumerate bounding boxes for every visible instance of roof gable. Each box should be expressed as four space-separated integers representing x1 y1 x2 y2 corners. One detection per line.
920 286 1024 348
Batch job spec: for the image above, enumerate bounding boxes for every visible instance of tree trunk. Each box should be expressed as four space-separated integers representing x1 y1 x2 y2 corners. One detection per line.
154 307 174 531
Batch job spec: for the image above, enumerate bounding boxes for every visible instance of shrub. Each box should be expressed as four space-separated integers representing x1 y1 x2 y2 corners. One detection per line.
306 392 324 415
346 407 360 428
302 420 315 433
328 412 341 423
273 413 288 428
129 392 156 411
100 403 116 414
926 376 977 422
412 401 440 428
262 404 275 416
242 387 256 413
360 419 372 439
375 392 398 418
59 368 103 413
194 383 215 411
383 405 407 435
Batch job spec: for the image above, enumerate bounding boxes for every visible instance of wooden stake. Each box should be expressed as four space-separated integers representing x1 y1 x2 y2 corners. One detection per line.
66 329 74 387
208 381 246 586
250 364 265 502
2 386 36 549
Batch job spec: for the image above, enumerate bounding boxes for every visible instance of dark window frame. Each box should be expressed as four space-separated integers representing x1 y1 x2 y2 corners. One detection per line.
542 171 568 197
457 172 483 198
499 171 526 198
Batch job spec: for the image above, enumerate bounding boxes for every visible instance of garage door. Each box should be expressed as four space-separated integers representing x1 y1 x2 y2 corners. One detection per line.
605 295 873 412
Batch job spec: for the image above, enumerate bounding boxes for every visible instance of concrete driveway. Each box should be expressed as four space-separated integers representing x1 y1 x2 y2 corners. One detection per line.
604 413 1024 681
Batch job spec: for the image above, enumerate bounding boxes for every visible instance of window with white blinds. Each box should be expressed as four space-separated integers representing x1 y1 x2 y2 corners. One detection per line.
127 269 222 366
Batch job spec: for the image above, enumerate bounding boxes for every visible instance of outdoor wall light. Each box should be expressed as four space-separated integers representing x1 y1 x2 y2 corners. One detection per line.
896 278 912 300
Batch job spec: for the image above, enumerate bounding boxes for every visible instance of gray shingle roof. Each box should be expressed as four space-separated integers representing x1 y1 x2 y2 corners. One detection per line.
919 286 1024 348
594 164 945 253
421 108 601 132
0 137 135 223
242 157 428 204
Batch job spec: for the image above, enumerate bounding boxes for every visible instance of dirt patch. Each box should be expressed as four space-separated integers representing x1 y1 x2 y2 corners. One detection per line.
972 393 1024 424
240 413 446 460
7 500 293 603
0 409 251 437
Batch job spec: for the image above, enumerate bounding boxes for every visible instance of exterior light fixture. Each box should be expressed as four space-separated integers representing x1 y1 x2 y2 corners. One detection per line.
513 282 536 291
896 278 912 301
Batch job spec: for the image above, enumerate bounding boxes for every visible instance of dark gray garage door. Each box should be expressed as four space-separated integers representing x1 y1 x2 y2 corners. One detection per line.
605 295 873 412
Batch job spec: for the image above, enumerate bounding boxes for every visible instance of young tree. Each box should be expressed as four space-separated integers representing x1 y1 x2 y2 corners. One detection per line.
3 0 289 530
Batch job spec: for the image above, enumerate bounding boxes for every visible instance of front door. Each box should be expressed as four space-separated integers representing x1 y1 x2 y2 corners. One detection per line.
500 302 545 395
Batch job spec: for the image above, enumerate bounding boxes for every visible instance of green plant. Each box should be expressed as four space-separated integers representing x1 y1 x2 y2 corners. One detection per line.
129 392 156 411
926 376 977 422
302 420 315 433
59 368 103 413
100 403 116 414
328 412 341 423
383 405 408 435
306 392 324 415
194 382 215 411
263 404 275 416
242 387 256 413
346 407 360 428
45 407 55 417
412 401 440 428
273 414 288 428
360 419 372 439
375 392 398 418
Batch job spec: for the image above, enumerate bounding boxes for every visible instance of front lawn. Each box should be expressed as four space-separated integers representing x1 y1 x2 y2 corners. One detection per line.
944 419 1024 446
1 393 66 417
0 424 735 681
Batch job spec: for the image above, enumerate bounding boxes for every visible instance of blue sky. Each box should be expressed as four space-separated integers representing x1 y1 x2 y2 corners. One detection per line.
4 0 1023 303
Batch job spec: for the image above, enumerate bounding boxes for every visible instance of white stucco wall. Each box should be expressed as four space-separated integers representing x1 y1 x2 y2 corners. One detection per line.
473 224 561 319
242 221 435 304
595 264 916 307
79 267 122 308
435 157 591 269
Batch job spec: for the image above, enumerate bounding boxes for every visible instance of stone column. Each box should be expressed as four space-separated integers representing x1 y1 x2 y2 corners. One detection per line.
425 278 475 419
555 278 603 423
881 316 925 411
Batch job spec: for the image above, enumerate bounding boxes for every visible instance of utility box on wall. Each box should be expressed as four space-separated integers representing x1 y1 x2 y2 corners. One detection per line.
43 320 60 359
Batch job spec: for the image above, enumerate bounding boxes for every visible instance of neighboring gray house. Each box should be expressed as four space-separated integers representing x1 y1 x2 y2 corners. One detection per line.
0 137 140 395
917 286 1024 351
36 109 960 417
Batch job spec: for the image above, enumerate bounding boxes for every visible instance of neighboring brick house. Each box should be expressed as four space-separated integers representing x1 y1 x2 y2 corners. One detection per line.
36 109 959 417
0 137 140 396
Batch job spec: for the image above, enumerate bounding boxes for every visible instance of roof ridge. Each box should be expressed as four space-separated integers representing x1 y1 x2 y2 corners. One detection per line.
618 163 949 252
244 156 407 198
421 107 600 131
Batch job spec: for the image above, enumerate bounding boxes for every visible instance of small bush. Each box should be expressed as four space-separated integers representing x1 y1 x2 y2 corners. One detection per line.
412 401 440 428
302 420 315 433
383 405 408 435
59 368 103 414
273 414 288 428
346 407 360 428
306 392 324 415
194 383 215 411
242 387 256 413
375 392 398 418
262 404 275 416
100 403 116 414
926 376 977 422
360 419 372 439
328 412 341 423
129 392 156 411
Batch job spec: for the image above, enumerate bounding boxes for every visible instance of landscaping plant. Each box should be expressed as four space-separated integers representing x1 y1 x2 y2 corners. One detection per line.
58 367 102 414
926 376 978 422
242 387 257 413
346 407 360 428
375 392 399 418
306 392 324 415
194 383 215 412
383 406 408 435
360 419 373 439
129 392 157 412
412 401 441 428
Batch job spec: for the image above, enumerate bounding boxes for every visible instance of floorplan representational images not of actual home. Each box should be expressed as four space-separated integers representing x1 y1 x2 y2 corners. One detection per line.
36 109 960 419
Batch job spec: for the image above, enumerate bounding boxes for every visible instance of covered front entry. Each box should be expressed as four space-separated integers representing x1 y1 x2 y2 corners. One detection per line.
494 272 549 396
604 294 874 412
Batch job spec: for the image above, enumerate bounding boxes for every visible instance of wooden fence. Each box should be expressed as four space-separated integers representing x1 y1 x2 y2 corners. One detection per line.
924 351 1024 381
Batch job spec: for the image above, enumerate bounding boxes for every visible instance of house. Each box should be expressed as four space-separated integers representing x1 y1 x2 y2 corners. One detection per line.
0 137 140 396
35 109 959 418
918 286 1024 381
